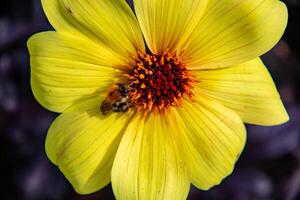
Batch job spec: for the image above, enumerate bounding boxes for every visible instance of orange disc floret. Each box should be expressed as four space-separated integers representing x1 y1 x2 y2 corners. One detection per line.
127 50 194 114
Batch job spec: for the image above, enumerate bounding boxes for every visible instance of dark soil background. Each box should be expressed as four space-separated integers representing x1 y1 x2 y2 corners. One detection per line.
1 0 300 199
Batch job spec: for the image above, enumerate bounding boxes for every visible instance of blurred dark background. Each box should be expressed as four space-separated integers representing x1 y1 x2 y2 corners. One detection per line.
0 0 300 199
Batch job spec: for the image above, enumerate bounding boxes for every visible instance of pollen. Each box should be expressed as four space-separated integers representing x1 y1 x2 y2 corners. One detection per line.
127 50 194 114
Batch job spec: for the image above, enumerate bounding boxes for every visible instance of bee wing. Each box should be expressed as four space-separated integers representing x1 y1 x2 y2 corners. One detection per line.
100 100 112 115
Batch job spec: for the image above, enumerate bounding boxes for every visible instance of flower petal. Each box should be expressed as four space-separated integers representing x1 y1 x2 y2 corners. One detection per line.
133 0 209 53
174 96 246 190
111 113 190 200
179 0 288 69
41 0 144 58
28 31 124 113
46 97 133 194
193 58 289 125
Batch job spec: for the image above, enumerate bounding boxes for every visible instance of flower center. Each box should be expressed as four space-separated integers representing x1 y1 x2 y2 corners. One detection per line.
126 51 194 113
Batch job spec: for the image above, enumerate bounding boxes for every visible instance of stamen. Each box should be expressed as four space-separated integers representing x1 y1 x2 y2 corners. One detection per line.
127 50 194 114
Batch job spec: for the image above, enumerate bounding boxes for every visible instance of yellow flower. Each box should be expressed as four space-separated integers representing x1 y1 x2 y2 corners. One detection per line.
27 0 289 199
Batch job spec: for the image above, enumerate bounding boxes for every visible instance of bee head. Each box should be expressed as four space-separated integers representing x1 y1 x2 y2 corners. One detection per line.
117 83 130 95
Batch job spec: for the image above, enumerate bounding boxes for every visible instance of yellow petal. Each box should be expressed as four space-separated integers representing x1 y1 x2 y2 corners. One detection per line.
134 0 209 53
28 31 123 113
193 58 289 125
179 0 288 69
41 0 144 58
111 113 190 200
46 97 133 194
174 96 246 190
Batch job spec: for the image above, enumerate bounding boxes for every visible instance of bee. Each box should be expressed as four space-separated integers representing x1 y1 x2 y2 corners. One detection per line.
100 83 132 115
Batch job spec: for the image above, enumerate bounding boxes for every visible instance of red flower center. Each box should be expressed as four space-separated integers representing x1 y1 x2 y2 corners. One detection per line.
126 51 194 114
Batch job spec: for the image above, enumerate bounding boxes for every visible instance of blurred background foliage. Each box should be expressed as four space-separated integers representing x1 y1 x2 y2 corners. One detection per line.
0 0 300 199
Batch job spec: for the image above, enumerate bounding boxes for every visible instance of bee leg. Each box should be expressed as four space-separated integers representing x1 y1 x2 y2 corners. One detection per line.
122 104 129 112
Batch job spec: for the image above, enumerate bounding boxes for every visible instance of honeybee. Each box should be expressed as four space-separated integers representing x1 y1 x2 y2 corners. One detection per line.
100 83 132 115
